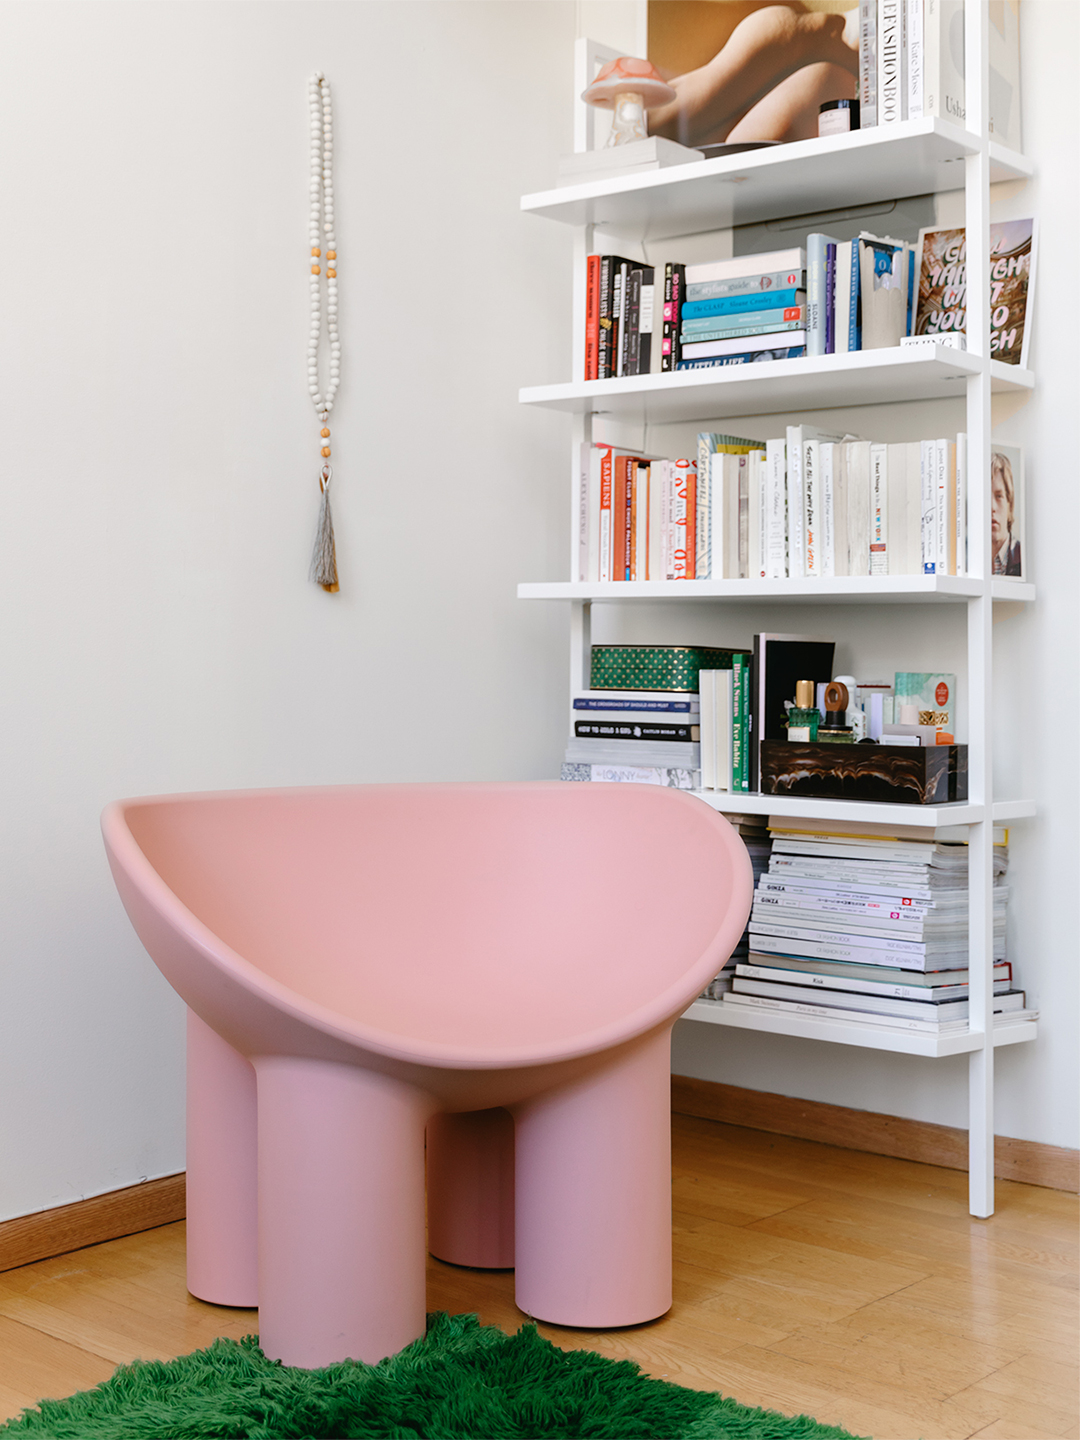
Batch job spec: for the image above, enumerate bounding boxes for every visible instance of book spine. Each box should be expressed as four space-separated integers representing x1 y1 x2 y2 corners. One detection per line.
599 447 613 582
685 268 805 303
584 254 600 381
685 459 697 580
685 288 806 319
574 721 698 741
597 256 614 380
681 309 806 341
786 427 805 578
638 267 655 373
681 329 807 360
906 0 923 119
824 244 836 354
732 653 745 791
920 439 935 573
670 458 692 580
613 261 629 378
675 347 806 369
623 456 636 580
869 442 888 575
736 454 749 579
746 932 930 970
624 268 642 378
724 991 960 1032
660 263 684 371
934 437 948 575
738 652 750 791
849 239 861 351
807 235 829 356
611 454 628 582
699 669 717 791
751 451 767 580
803 438 820 577
834 243 851 356
820 443 835 578
696 435 714 580
859 0 878 127
765 438 788 579
878 0 902 124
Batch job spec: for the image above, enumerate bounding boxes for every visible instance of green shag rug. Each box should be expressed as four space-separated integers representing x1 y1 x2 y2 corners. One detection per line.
0 1311 867 1439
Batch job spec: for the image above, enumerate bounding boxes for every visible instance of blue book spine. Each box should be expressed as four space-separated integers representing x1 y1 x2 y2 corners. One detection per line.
675 347 806 370
681 288 804 320
848 240 861 351
681 306 805 336
824 244 836 354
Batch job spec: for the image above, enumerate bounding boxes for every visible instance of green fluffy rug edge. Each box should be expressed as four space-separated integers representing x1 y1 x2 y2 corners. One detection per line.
0 1311 868 1440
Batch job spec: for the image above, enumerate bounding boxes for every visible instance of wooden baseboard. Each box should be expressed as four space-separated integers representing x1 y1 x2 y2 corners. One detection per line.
0 1174 186 1275
672 1075 1080 1193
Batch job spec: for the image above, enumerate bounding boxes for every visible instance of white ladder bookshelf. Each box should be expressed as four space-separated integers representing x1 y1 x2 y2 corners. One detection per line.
517 2 1036 1218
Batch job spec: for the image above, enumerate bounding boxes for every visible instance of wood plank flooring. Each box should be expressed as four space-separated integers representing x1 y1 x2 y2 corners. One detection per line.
0 1114 1075 1439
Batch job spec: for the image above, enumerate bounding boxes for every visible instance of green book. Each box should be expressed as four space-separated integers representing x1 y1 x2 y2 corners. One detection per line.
731 654 746 790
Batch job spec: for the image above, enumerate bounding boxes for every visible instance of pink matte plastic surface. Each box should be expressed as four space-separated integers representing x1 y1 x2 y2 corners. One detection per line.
102 781 751 1366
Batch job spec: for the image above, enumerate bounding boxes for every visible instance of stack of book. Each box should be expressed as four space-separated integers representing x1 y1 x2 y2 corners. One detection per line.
576 429 977 583
699 812 772 999
667 250 807 372
584 255 657 380
710 819 1035 1035
560 687 702 790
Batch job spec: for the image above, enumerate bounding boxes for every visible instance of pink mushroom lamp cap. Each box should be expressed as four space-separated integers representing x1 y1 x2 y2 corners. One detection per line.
581 56 676 108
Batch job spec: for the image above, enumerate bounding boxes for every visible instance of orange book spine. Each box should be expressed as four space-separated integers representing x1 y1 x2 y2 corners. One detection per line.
585 255 600 381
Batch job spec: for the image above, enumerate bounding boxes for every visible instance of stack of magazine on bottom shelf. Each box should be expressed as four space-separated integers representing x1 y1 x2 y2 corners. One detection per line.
705 817 1037 1035
699 815 772 1000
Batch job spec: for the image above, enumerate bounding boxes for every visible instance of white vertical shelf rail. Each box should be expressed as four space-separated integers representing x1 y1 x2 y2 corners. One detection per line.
964 0 995 1219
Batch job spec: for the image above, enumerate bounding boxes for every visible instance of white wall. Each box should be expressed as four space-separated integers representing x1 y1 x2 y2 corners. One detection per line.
0 0 575 1221
0 1 1074 1224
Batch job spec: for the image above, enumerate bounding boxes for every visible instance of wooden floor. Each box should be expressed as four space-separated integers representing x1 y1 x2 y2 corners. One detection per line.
0 1114 1075 1439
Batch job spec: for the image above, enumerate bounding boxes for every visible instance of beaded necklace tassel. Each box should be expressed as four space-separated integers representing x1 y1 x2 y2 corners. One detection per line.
307 72 341 592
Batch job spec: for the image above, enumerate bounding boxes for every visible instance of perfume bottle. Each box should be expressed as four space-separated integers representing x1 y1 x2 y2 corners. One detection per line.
786 679 821 742
818 679 855 743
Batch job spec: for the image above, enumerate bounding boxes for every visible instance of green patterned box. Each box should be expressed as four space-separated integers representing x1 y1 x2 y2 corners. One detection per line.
590 645 751 692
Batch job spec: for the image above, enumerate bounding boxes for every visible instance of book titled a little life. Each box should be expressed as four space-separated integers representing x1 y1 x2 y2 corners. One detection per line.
914 220 1037 367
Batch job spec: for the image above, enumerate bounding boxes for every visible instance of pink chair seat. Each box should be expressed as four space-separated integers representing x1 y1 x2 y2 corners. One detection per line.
103 781 751 1367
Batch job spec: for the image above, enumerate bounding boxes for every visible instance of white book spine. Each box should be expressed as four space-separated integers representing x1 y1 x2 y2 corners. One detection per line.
710 453 726 580
699 669 717 791
859 0 878 127
935 437 948 574
833 443 849 577
765 438 788 578
846 441 871 577
726 454 741 579
696 435 713 579
820 443 836 578
749 452 765 580
737 454 750 579
885 443 907 579
920 439 936 573
869 443 888 575
956 432 967 576
804 439 821 577
786 426 805 578
877 0 902 124
906 0 923 119
661 460 675 581
723 991 952 1032
635 462 650 581
647 458 664 581
834 242 852 355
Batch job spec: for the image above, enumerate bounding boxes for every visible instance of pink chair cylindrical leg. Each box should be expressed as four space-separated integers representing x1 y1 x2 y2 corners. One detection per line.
427 1109 515 1269
254 1055 432 1368
185 1009 258 1307
513 1027 673 1329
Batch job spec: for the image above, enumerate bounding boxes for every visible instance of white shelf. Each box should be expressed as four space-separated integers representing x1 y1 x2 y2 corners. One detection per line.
523 119 1033 242
520 349 1032 424
519 576 1036 605
690 792 1035 828
680 999 1038 1057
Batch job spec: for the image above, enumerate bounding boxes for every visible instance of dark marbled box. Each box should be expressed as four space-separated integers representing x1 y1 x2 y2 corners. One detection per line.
759 742 968 805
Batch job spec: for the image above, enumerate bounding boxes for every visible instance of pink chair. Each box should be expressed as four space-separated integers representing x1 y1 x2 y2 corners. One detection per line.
102 781 751 1368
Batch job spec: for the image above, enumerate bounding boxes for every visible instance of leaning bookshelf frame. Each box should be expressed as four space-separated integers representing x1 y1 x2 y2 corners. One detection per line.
517 3 1036 1218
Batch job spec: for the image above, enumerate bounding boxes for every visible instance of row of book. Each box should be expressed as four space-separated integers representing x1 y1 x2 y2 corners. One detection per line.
700 818 1034 1035
577 428 971 584
858 0 1020 149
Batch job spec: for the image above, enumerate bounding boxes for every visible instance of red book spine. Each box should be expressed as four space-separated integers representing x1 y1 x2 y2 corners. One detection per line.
684 460 697 579
599 448 613 581
623 459 635 580
611 455 629 581
585 255 600 381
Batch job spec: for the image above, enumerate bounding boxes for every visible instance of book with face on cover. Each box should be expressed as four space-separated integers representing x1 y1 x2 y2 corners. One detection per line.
990 443 1024 580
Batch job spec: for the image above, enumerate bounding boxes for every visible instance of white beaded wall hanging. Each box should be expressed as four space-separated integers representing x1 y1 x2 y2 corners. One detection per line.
307 72 341 592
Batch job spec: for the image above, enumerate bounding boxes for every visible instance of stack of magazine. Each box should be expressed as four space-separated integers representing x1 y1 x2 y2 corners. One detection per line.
699 815 773 999
706 817 1036 1035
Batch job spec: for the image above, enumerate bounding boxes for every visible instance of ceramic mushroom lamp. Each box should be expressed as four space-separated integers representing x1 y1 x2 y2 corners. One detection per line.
582 57 676 147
